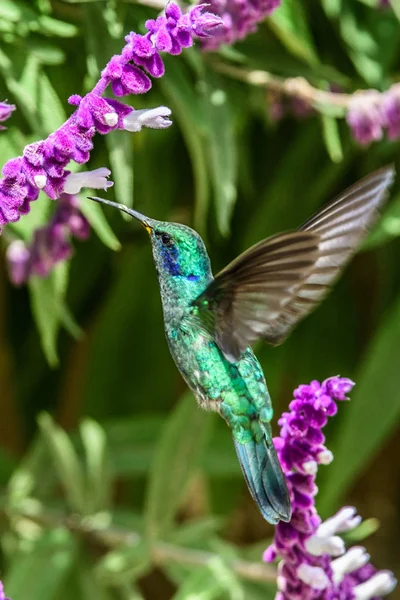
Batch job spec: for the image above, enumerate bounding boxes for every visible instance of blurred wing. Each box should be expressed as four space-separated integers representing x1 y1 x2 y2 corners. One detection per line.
192 230 321 361
193 166 395 361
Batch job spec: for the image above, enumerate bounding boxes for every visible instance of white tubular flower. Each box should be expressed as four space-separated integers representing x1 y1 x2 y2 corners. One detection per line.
64 168 114 194
332 547 370 584
123 106 172 132
297 564 330 590
353 571 397 599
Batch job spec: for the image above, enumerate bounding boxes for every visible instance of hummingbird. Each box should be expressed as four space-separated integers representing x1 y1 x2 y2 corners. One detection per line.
89 165 394 525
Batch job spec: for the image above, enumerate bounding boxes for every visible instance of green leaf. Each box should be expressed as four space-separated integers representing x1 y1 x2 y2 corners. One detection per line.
172 557 244 600
4 529 78 600
161 56 210 234
80 198 121 251
145 393 212 541
80 418 111 513
105 132 134 214
198 67 238 236
268 0 319 66
95 541 151 585
171 565 224 600
319 293 400 513
29 263 81 366
38 412 86 513
320 115 343 163
37 15 78 37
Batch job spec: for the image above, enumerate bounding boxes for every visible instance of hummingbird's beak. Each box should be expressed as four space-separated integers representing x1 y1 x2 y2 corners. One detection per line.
87 196 153 233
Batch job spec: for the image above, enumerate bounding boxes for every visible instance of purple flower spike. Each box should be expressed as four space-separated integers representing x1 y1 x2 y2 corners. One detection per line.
264 376 397 600
200 0 281 50
0 3 223 232
346 91 384 145
0 101 16 130
381 83 400 140
7 194 90 285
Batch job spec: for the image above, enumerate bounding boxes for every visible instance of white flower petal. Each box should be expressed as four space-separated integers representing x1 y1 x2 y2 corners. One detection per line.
318 449 334 464
64 168 114 194
34 174 47 189
123 106 172 133
297 564 330 590
332 547 370 584
353 571 397 599
303 460 318 475
104 112 118 126
305 533 345 557
317 507 358 538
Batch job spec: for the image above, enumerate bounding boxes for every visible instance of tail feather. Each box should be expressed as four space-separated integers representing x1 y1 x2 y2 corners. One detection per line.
234 432 291 524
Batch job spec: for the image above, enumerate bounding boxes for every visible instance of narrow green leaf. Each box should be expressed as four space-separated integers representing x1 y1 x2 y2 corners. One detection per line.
4 529 78 600
29 263 81 366
319 294 400 513
171 566 223 600
80 198 121 251
198 67 237 236
37 71 67 133
145 393 212 540
389 0 400 21
320 115 343 163
161 56 210 234
268 0 319 66
38 412 86 513
37 15 78 37
172 557 244 600
80 418 111 512
95 541 151 585
106 132 134 213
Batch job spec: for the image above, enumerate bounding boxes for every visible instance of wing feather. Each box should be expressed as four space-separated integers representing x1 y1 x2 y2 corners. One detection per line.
192 166 395 361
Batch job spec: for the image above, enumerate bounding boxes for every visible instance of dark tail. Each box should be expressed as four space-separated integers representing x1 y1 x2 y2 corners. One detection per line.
233 429 291 524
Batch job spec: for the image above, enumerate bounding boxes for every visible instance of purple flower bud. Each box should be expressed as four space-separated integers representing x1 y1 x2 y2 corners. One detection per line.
6 240 31 285
380 83 400 140
200 0 280 50
346 91 384 145
0 101 16 130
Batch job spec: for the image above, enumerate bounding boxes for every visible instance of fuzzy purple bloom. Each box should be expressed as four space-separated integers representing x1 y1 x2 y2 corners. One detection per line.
380 83 400 140
0 581 10 600
346 91 384 146
264 377 397 600
0 3 222 231
0 101 16 130
6 194 90 285
201 0 281 50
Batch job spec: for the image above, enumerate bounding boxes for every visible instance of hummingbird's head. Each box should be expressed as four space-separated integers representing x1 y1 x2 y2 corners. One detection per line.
88 197 213 297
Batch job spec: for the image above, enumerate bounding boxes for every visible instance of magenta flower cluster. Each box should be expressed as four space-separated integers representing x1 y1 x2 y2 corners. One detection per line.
201 0 280 50
347 84 400 145
0 101 16 130
6 194 90 285
0 3 222 231
264 377 397 600
0 581 10 600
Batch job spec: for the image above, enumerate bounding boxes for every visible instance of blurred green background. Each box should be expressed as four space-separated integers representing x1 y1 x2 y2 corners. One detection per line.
0 0 400 598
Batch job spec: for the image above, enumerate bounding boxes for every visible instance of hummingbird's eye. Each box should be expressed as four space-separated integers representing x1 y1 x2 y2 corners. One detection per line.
161 233 174 247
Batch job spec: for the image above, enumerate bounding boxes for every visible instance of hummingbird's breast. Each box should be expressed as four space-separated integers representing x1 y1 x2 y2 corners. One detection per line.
165 314 274 443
